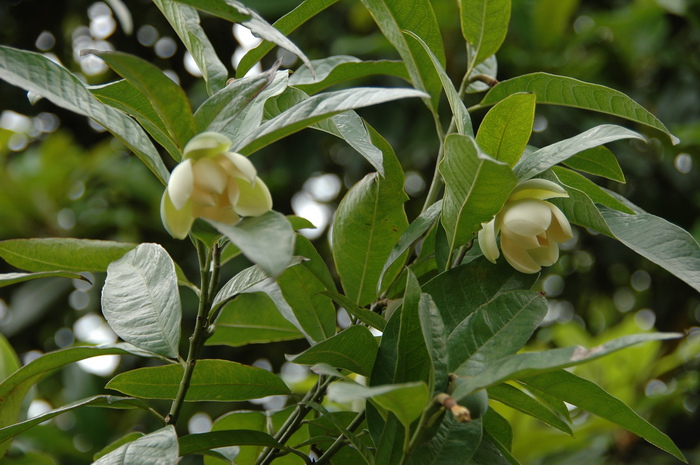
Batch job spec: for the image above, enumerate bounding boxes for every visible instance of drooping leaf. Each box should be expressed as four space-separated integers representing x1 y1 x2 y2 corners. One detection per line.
514 124 645 180
289 326 378 376
0 45 169 184
488 383 572 435
482 409 512 452
238 86 427 155
0 271 88 288
93 426 178 465
211 211 295 278
106 359 290 401
86 49 196 149
102 243 181 358
289 55 410 95
521 370 686 462
476 93 536 167
562 146 626 182
154 0 228 95
332 126 408 305
480 73 679 144
439 134 517 253
460 0 511 68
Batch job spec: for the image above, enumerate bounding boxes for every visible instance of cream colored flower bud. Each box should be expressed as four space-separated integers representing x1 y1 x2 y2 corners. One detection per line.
160 132 273 239
477 179 573 274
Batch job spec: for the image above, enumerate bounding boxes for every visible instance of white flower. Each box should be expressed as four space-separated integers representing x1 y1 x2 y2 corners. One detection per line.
478 179 573 274
160 132 273 239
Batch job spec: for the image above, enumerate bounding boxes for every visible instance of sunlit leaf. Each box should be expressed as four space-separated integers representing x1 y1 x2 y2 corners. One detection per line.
460 0 511 68
476 93 535 167
93 426 178 465
488 383 572 435
290 326 378 376
551 166 633 214
0 271 88 288
562 146 625 182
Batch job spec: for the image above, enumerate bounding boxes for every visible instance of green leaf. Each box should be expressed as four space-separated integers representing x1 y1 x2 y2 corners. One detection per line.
473 430 519 465
289 56 410 95
419 291 449 394
0 238 135 273
90 79 180 161
439 134 518 253
449 290 548 375
450 332 682 401
0 334 18 389
514 125 645 180
0 396 159 444
562 146 626 182
208 292 303 347
106 359 290 401
404 31 473 136
211 211 295 278
102 244 181 358
289 326 378 376
332 126 408 305
86 50 196 149
179 430 284 459
154 0 228 95
237 86 427 155
0 45 169 184
0 271 88 288
480 73 679 144
488 383 572 435
379 200 442 293
360 0 445 109
320 290 387 332
409 417 483 465
521 370 687 463
466 53 497 94
174 0 313 73
327 381 429 428
476 93 536 167
94 433 146 462
236 0 339 77
461 0 511 68
551 166 633 214
482 409 512 451
93 426 178 465
600 206 700 293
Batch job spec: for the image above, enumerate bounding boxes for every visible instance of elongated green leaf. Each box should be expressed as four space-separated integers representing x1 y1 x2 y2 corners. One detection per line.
212 211 295 278
174 0 313 72
562 146 625 182
473 430 519 465
514 124 645 180
327 381 429 428
290 326 378 376
0 334 19 383
208 292 303 347
521 370 686 462
419 291 448 394
466 53 497 94
0 238 135 273
409 417 483 465
94 426 178 465
87 50 196 149
290 56 409 95
237 0 339 77
0 396 158 444
379 200 442 293
320 290 387 331
449 290 548 375
481 73 679 144
90 80 181 161
405 31 473 136
439 134 518 253
332 126 408 305
154 0 228 95
0 45 168 184
107 359 290 401
461 0 511 68
238 87 427 155
450 332 682 401
488 383 572 435
0 271 87 288
102 243 181 358
551 166 633 214
476 93 535 167
361 0 445 109
482 409 512 451
179 430 282 457
600 206 700 293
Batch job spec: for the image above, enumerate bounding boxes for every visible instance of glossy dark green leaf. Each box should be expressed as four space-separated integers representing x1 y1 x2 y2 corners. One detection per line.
320 290 387 331
521 370 686 462
290 326 378 376
488 383 572 435
93 426 178 465
179 430 282 457
106 359 290 401
482 409 512 451
0 271 88 288
86 50 196 149
471 430 519 465
476 93 535 167
562 146 625 182
460 0 511 67
481 73 679 144
102 243 181 358
409 417 483 465
419 291 449 394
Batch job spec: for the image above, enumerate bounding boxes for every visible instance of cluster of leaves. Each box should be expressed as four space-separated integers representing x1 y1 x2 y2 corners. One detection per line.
0 0 698 464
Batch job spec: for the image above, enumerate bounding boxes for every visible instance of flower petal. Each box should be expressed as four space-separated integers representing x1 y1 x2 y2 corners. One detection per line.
161 191 194 239
233 177 273 216
194 204 240 225
502 199 552 237
221 152 257 183
183 132 232 160
478 219 500 263
501 226 541 249
501 234 542 274
528 236 560 267
509 178 568 201
546 202 574 243
193 158 228 194
168 159 194 210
